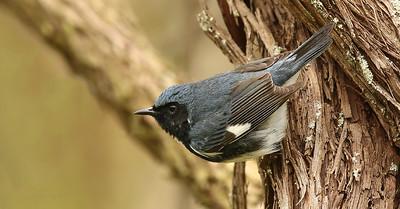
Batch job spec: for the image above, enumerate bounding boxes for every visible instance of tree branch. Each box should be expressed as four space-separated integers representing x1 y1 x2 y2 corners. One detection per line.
1 0 235 208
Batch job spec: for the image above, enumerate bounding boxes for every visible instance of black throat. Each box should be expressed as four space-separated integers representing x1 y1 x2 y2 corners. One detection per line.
152 103 191 145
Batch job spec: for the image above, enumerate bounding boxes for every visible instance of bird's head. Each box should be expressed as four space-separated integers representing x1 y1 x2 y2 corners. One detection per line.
134 84 192 143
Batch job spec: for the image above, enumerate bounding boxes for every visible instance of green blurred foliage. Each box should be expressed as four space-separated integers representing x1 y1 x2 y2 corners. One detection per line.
0 0 232 208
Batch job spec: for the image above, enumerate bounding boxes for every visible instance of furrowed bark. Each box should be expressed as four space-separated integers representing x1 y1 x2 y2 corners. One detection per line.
200 0 400 208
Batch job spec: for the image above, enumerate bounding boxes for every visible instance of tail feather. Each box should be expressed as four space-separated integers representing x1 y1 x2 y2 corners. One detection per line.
290 23 334 61
270 23 334 86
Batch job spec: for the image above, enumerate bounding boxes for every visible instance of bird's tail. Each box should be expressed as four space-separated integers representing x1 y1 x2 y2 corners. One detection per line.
271 23 334 86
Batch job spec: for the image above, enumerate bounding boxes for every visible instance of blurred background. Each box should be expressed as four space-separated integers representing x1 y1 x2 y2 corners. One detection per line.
0 0 232 209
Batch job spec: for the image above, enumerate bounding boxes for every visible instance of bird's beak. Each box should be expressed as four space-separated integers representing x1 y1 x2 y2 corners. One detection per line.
134 107 157 116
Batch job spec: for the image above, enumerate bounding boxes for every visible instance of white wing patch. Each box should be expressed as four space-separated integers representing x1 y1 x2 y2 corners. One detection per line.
226 123 251 137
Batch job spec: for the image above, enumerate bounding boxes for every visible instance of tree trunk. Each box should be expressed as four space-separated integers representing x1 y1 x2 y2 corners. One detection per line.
201 0 400 208
3 0 400 208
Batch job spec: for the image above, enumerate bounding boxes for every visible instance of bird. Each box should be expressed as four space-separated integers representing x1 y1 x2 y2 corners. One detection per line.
134 23 333 163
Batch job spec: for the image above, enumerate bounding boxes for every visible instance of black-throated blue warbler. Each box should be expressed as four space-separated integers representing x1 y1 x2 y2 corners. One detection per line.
135 23 333 162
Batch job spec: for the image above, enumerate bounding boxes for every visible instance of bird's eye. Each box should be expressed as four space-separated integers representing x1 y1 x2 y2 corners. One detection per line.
169 105 177 114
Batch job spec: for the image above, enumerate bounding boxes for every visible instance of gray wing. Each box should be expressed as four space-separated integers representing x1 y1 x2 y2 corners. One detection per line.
201 72 303 153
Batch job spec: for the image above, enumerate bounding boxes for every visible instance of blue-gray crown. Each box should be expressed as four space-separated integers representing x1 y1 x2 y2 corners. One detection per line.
155 84 192 107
